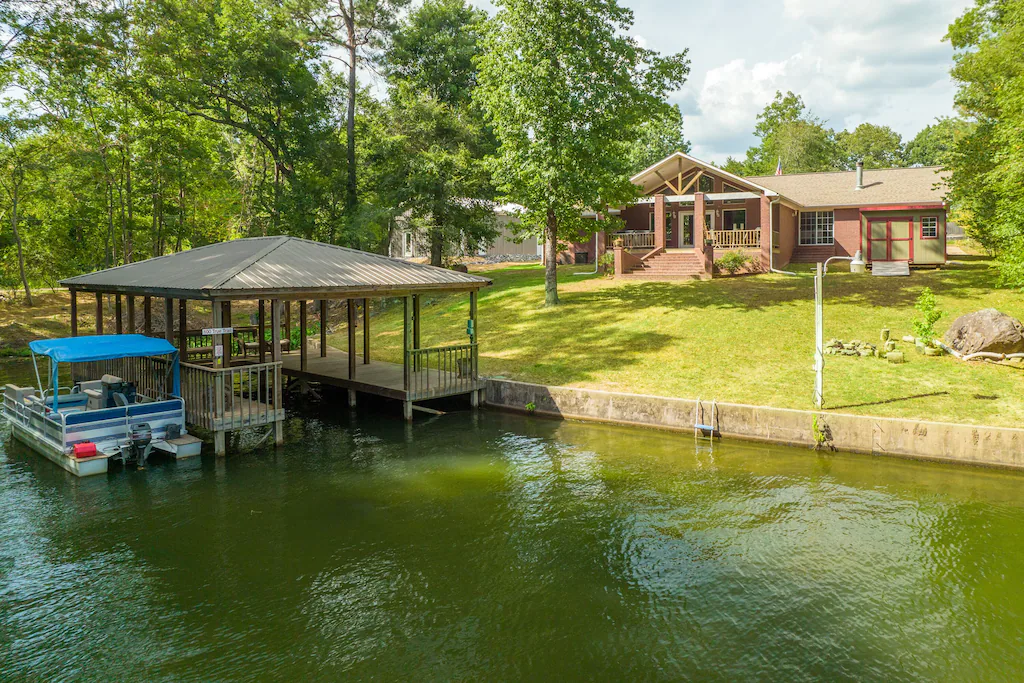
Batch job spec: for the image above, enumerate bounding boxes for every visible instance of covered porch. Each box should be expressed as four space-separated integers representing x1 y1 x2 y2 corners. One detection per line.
60 236 491 455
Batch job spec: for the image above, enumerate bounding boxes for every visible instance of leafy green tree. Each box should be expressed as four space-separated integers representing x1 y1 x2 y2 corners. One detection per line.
625 104 691 173
946 0 1024 288
905 117 973 167
0 111 43 304
837 123 905 169
741 91 843 175
476 0 689 305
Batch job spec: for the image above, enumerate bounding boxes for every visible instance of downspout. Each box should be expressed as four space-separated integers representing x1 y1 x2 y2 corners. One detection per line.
768 197 796 276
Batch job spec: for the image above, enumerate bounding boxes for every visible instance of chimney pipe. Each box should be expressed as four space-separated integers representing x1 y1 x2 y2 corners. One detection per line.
855 160 864 190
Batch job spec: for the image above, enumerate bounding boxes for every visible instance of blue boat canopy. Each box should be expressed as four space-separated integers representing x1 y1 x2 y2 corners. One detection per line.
30 335 178 363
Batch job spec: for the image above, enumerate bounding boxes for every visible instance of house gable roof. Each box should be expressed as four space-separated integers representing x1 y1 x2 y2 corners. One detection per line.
630 152 779 197
746 166 948 209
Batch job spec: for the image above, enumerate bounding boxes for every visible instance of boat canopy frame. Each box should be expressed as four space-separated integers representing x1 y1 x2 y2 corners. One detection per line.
28 334 181 411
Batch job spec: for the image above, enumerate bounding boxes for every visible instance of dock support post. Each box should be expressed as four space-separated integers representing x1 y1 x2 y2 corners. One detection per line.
283 301 291 348
95 292 103 335
143 296 152 336
299 300 307 371
271 299 284 447
347 299 356 379
70 289 78 337
258 300 267 363
222 301 232 368
403 400 413 421
470 290 479 409
362 298 370 364
403 295 413 420
164 298 174 343
348 389 357 408
319 299 328 358
212 303 226 456
178 300 187 360
115 295 123 334
126 296 135 335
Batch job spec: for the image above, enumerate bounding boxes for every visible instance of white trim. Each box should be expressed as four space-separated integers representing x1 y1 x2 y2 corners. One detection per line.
630 152 779 197
635 191 761 204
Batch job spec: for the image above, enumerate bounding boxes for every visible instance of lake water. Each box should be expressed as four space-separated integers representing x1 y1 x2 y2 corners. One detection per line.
1 359 1023 681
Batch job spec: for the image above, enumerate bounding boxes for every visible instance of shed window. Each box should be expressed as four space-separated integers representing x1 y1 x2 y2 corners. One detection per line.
799 211 834 246
921 216 938 239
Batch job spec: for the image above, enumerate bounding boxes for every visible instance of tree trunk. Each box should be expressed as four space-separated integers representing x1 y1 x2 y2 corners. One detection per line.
544 208 559 306
344 7 358 213
10 184 32 306
429 226 444 267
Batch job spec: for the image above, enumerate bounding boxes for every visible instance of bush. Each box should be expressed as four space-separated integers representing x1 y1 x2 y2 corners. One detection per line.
714 250 752 275
912 287 942 341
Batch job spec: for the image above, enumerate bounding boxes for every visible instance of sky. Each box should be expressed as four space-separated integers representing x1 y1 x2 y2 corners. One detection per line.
627 0 973 163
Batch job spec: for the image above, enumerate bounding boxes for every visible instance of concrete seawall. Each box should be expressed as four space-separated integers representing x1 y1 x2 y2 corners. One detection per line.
485 379 1024 470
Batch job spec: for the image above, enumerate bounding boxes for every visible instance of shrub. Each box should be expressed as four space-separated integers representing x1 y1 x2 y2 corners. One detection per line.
715 250 752 275
912 287 942 341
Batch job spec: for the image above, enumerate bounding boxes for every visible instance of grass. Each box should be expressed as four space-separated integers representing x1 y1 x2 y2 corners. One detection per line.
2 254 1021 428
336 254 1024 428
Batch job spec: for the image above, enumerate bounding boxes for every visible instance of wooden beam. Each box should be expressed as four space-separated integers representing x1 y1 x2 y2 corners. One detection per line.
70 289 78 337
362 298 369 364
178 299 187 360
653 169 680 194
163 298 174 344
299 300 307 372
679 170 704 196
143 296 152 336
347 299 356 379
95 293 103 335
284 301 291 342
413 295 421 353
403 296 412 392
470 290 478 381
258 300 267 363
115 295 123 334
271 299 282 365
320 299 328 358
126 296 135 334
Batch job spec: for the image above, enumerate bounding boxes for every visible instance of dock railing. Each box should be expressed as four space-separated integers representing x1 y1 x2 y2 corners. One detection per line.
179 361 284 432
406 343 479 401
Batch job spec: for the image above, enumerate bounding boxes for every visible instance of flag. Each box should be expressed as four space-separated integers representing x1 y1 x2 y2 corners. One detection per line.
775 157 783 176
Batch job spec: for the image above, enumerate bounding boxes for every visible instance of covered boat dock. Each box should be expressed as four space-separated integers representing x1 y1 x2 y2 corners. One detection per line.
60 236 492 454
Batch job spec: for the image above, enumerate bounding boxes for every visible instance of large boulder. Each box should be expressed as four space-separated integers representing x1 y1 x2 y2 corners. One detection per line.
944 308 1024 355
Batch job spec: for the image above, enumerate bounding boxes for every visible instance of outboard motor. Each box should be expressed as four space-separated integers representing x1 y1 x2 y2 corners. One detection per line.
130 422 153 470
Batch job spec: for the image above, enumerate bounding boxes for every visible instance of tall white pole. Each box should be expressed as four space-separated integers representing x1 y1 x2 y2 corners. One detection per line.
814 261 824 409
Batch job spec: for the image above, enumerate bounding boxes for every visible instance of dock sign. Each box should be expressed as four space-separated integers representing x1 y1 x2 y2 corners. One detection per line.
203 327 234 336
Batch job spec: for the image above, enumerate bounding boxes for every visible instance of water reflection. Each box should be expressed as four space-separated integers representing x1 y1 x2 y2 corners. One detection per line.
1 359 1023 680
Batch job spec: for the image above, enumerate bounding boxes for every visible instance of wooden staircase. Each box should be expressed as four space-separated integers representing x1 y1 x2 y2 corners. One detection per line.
623 251 705 280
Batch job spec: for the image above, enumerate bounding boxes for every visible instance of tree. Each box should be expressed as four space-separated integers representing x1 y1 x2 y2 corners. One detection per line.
837 123 905 169
292 0 409 214
476 0 689 305
946 0 1024 288
0 111 43 305
740 91 843 175
905 117 973 166
625 104 690 173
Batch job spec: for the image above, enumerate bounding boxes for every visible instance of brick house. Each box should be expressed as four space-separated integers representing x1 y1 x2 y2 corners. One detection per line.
563 152 949 279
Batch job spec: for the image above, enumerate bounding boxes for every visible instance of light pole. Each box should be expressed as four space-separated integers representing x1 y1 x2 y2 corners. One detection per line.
814 250 866 409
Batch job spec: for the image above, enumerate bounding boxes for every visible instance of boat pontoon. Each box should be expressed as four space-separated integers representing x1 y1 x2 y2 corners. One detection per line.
2 335 202 476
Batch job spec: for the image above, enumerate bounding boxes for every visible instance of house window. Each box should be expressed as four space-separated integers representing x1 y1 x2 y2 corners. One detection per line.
649 212 655 231
921 216 938 239
723 209 746 231
799 211 834 245
698 175 715 193
403 232 413 257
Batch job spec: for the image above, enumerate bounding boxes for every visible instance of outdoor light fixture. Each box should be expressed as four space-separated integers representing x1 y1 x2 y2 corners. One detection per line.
814 250 867 409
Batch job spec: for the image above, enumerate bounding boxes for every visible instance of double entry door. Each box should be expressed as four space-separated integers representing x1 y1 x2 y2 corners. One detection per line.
672 211 715 248
868 218 913 262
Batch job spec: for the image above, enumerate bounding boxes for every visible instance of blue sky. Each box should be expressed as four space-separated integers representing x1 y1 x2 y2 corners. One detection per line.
472 0 972 163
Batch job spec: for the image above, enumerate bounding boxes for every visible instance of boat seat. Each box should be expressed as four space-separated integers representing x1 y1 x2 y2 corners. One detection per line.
4 384 35 404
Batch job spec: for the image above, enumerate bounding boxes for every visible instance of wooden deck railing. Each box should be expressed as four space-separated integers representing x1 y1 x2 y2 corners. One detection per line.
179 361 284 432
712 228 761 248
74 356 175 400
607 231 656 250
405 343 479 401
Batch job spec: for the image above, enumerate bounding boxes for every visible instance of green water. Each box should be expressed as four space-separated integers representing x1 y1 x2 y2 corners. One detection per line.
1 361 1023 681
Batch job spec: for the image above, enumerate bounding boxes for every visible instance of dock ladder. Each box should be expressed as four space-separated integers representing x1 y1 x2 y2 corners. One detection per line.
694 397 718 439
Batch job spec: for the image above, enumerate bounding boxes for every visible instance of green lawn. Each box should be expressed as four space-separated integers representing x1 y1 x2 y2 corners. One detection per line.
334 256 1024 428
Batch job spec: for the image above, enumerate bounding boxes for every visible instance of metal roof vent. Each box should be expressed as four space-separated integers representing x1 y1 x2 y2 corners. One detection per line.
855 160 864 190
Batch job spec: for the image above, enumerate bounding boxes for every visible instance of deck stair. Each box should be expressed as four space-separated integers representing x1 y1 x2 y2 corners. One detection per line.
871 261 910 277
624 251 704 280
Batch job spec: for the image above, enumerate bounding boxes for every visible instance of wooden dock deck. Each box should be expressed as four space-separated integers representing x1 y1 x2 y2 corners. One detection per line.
279 347 484 403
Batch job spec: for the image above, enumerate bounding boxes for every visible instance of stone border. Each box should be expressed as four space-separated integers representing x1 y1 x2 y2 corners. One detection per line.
485 379 1024 470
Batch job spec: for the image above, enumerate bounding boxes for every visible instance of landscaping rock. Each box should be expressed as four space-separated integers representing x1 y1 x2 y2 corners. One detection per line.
842 349 858 356
915 340 927 354
887 351 906 364
902 335 916 343
924 346 942 357
880 328 890 342
873 348 882 358
858 349 873 357
943 308 1024 356
884 340 897 352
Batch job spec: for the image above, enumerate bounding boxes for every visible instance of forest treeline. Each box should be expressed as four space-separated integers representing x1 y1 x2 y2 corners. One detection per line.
0 0 1020 306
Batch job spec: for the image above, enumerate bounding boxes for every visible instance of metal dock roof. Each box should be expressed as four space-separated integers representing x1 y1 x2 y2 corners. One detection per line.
60 236 492 299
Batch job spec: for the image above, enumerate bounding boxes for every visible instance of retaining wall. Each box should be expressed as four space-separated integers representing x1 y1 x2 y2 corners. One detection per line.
485 379 1024 470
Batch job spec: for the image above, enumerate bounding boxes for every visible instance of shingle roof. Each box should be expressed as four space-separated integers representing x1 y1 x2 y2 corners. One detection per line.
746 166 948 208
61 236 491 299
